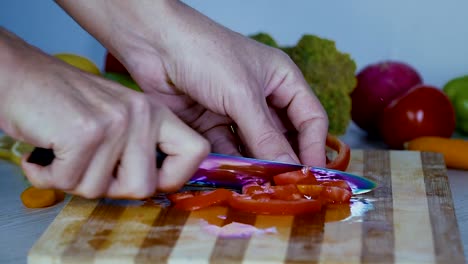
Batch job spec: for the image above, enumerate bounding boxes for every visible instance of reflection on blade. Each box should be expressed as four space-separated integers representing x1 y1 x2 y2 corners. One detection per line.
185 153 377 194
309 167 377 194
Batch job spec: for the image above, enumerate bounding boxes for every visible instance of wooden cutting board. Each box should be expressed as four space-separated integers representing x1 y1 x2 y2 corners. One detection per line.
28 150 465 264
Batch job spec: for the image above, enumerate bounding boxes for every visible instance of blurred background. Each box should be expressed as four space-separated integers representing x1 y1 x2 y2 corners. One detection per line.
1 0 467 88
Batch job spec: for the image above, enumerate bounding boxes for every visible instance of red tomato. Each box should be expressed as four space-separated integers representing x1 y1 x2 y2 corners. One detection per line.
379 85 456 149
167 189 233 211
325 134 351 171
228 194 322 215
104 51 129 74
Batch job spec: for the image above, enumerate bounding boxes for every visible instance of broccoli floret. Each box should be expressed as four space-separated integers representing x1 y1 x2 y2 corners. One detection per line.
249 33 279 48
250 33 357 135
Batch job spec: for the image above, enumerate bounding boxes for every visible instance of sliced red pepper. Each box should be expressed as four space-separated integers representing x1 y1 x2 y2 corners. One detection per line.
319 180 352 192
269 184 303 201
167 189 233 211
325 134 351 171
228 193 322 215
167 137 353 214
296 184 324 199
242 183 272 200
243 183 302 201
297 184 352 204
321 186 352 204
273 168 318 185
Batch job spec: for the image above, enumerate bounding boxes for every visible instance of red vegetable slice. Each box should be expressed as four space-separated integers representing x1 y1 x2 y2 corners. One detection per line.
319 180 352 192
168 139 353 214
320 186 352 204
273 168 318 185
228 193 322 215
296 184 324 199
269 184 303 201
167 189 233 211
242 183 272 200
325 134 351 171
297 183 352 204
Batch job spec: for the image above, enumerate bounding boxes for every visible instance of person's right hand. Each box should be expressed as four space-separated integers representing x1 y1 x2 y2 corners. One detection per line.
0 28 209 199
54 0 329 167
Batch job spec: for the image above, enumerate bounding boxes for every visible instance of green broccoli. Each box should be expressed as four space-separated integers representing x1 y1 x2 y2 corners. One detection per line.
249 33 279 48
249 33 357 135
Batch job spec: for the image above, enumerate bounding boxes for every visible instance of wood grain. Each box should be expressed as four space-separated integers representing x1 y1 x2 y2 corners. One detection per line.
391 151 435 263
421 152 465 263
28 150 466 264
360 150 394 263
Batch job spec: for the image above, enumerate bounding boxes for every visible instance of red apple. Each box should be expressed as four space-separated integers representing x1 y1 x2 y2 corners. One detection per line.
379 85 456 149
104 51 129 75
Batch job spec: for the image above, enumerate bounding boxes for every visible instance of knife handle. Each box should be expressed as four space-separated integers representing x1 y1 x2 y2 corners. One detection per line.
27 147 167 168
27 147 56 166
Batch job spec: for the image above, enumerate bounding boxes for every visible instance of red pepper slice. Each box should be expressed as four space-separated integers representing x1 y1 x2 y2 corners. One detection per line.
167 135 353 214
243 183 303 201
325 134 351 171
321 186 352 204
297 184 352 204
268 184 303 201
228 193 322 215
273 168 318 185
167 189 233 211
296 184 324 199
319 180 352 192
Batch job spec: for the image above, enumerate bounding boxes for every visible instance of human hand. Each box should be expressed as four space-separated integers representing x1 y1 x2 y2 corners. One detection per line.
56 0 329 167
132 2 329 166
0 28 209 199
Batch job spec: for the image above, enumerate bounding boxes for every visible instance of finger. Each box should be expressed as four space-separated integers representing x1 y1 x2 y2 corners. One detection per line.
191 111 241 156
107 103 209 197
71 136 125 199
105 134 156 199
203 124 241 156
21 142 95 190
106 97 158 199
268 71 328 166
231 91 300 164
155 109 210 192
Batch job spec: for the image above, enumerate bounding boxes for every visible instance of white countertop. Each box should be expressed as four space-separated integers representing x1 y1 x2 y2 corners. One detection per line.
1 123 467 263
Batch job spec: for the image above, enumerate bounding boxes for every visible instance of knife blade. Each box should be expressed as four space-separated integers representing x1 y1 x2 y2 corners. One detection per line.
27 147 377 195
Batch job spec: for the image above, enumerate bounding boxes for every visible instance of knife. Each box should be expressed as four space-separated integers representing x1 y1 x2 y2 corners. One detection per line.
27 147 377 195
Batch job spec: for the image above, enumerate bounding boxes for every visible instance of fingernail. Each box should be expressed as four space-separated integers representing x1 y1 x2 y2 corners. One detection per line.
275 153 299 164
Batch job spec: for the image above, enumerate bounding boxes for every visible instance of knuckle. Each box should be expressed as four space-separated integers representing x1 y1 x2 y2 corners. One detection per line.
73 117 104 145
128 93 151 117
107 105 129 132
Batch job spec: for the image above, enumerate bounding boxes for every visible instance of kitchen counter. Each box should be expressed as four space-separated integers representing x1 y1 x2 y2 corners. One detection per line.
1 123 467 263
